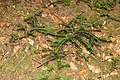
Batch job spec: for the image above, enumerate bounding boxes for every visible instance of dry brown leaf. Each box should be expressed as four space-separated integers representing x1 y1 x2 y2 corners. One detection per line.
56 70 60 75
93 77 99 80
110 71 119 76
112 38 120 57
70 48 76 54
87 64 101 73
82 47 90 54
116 49 120 54
0 22 6 27
108 43 114 49
73 78 76 80
61 16 70 23
35 52 50 59
97 53 101 57
116 39 120 44
63 45 69 52
102 71 118 78
78 61 84 66
67 71 76 76
110 37 116 42
41 13 48 18
79 70 89 80
59 24 66 28
27 38 34 46
0 37 8 42
41 66 47 70
49 13 59 23
41 52 50 57
0 60 3 66
24 45 30 52
40 43 53 50
70 62 78 71
102 74 110 78
13 45 20 54
46 35 55 41
35 54 42 59
104 56 112 62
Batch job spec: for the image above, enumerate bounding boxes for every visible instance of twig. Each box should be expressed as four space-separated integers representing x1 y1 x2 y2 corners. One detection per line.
35 58 55 68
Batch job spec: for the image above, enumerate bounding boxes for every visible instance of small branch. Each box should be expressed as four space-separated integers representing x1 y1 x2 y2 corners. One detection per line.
36 58 55 68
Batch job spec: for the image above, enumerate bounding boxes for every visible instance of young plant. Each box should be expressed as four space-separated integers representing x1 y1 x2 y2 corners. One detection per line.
10 8 111 68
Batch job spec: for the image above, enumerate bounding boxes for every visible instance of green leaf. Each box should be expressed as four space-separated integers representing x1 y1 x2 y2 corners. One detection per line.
24 15 34 21
10 34 19 42
90 19 101 27
46 28 56 34
0 66 2 72
63 0 71 6
34 9 42 16
17 23 26 31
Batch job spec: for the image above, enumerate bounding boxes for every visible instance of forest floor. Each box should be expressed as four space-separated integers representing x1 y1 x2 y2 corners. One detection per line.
0 0 120 80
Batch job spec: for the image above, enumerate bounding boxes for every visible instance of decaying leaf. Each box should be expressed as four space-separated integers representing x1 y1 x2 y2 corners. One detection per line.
108 43 114 49
27 38 34 46
0 60 3 66
87 64 101 73
0 22 6 27
70 62 78 70
0 37 8 42
56 70 60 75
73 78 76 80
41 13 48 18
40 43 53 50
104 56 112 61
13 45 20 54
41 52 50 57
110 71 119 76
79 70 89 80
102 71 119 78
41 66 47 70
110 37 116 42
67 71 76 76
49 13 59 23
61 16 70 23
93 77 99 80
35 52 50 59
82 47 90 54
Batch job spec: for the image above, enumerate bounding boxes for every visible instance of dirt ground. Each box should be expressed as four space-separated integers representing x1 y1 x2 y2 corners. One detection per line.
0 0 120 80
